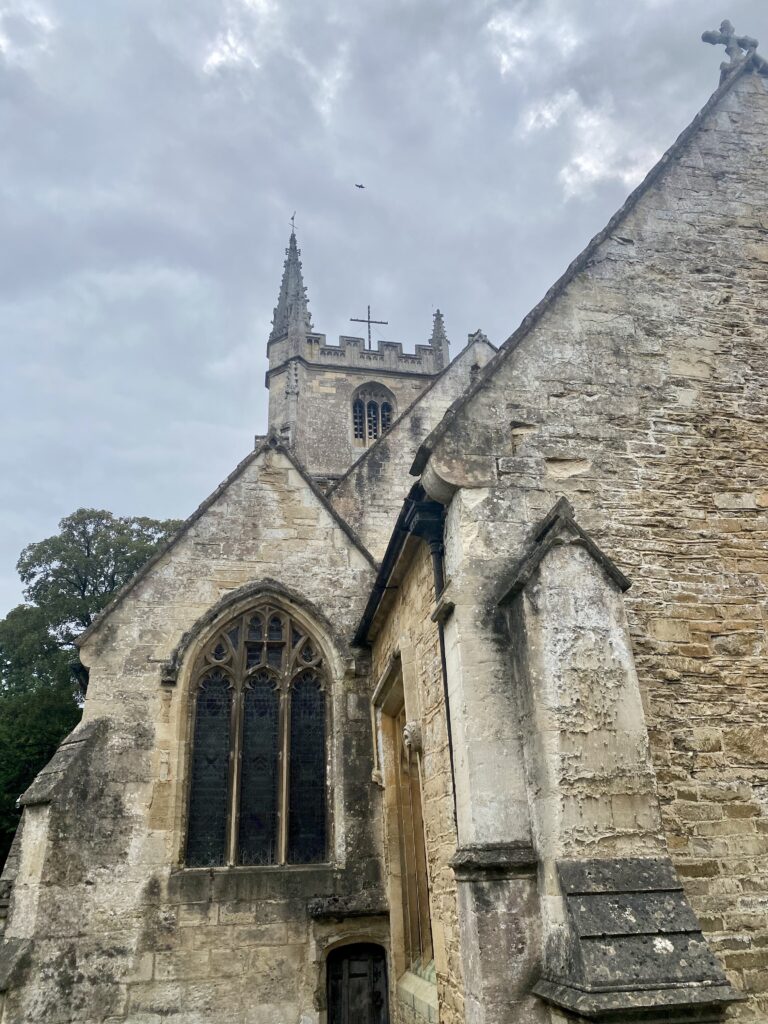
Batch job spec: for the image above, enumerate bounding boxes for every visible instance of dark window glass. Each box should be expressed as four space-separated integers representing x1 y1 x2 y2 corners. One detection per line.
381 402 393 431
268 615 283 641
267 645 283 669
186 671 232 867
238 673 280 865
287 672 327 863
245 643 262 669
352 398 365 440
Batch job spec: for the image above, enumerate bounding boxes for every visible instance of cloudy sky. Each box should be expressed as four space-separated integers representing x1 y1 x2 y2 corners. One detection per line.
1 0 765 613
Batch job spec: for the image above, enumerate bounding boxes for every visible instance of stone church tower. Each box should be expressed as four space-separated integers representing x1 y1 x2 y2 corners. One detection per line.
1 25 767 1024
266 230 450 482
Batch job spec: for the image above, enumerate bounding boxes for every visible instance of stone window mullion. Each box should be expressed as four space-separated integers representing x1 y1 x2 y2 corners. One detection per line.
227 682 245 866
276 677 291 865
226 613 248 865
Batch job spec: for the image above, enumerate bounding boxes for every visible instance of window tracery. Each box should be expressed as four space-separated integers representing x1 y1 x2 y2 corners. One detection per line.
185 603 328 867
352 384 397 446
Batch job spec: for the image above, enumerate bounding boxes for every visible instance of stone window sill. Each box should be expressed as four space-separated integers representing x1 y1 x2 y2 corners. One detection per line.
174 862 335 873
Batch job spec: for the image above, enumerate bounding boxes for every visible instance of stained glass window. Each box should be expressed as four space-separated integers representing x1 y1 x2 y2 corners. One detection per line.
185 603 328 867
186 671 232 867
268 615 283 641
287 672 326 863
239 673 280 865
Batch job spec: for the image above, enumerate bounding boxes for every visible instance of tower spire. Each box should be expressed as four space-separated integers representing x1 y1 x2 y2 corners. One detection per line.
269 228 313 342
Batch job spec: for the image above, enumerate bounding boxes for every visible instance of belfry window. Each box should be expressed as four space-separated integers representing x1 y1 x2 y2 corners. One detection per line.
367 401 379 441
185 603 327 867
353 399 365 440
352 385 397 446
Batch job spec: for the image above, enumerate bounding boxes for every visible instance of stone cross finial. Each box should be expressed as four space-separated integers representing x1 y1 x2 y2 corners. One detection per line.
702 20 768 80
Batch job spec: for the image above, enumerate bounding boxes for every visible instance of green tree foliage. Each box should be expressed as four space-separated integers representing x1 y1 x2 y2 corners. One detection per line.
0 509 181 864
17 509 181 646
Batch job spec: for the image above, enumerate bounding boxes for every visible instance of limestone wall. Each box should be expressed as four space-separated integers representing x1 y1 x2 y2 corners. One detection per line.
1 445 385 1024
371 543 464 1024
330 337 497 560
273 359 437 480
420 70 768 1017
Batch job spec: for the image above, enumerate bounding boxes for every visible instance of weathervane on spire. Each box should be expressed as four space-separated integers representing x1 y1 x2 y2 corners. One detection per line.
702 20 768 81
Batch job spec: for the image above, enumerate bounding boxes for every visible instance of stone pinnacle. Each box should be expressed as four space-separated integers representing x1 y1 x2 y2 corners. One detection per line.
270 229 313 342
429 309 449 349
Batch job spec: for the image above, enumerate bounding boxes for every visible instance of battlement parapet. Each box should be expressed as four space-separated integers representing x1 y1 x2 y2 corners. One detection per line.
268 330 445 378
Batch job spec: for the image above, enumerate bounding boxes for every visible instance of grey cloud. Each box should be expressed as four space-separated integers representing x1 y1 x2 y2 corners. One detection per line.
1 0 766 611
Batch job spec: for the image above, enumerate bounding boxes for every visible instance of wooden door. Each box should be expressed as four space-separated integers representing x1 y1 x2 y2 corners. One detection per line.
327 944 389 1024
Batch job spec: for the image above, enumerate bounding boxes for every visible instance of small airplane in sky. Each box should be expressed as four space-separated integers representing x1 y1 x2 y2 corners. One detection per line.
355 183 365 189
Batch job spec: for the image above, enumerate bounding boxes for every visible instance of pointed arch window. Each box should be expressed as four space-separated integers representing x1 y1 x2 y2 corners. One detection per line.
352 384 397 446
185 604 328 867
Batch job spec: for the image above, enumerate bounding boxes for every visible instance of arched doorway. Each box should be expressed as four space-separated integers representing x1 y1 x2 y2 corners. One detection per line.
327 943 389 1024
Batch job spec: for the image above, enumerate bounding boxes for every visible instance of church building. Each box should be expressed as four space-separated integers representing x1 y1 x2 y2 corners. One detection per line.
1 24 767 1024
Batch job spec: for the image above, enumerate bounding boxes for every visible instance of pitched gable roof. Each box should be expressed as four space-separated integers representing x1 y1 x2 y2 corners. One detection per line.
497 497 631 605
411 60 763 478
76 435 376 647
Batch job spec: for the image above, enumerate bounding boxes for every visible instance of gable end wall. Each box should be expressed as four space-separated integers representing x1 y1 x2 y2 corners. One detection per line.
425 70 768 1016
